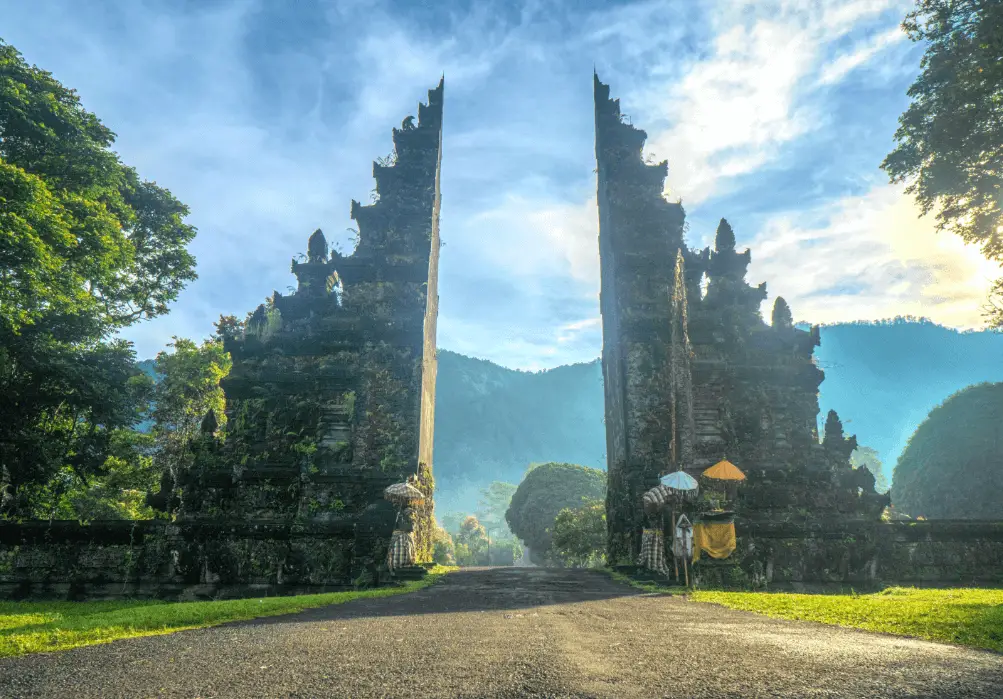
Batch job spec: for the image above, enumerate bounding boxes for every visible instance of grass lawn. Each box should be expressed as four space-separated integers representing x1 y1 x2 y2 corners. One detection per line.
608 570 1003 653
692 587 1003 653
0 567 453 659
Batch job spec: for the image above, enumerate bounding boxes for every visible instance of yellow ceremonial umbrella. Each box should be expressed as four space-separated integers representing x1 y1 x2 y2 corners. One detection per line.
702 459 746 481
701 459 746 508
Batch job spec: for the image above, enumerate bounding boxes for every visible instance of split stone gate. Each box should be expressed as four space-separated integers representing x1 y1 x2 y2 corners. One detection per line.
2 76 1002 599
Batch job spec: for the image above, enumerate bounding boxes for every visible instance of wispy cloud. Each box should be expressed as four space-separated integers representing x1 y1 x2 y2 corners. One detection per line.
748 183 1001 328
633 0 913 205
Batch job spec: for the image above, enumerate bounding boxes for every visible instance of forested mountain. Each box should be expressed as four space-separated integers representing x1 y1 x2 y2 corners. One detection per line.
432 319 1003 512
431 351 606 513
813 319 1003 487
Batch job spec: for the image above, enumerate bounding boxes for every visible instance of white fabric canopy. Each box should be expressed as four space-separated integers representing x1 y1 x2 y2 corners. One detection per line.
661 471 698 492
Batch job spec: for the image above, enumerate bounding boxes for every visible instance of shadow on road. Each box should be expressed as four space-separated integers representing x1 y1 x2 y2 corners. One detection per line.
245 566 649 626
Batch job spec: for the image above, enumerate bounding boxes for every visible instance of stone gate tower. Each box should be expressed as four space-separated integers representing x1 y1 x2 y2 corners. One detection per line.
172 79 444 590
595 74 887 566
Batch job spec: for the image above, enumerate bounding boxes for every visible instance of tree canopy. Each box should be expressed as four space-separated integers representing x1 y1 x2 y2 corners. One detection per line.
551 498 606 568
505 462 606 564
892 382 1003 519
0 40 197 516
145 335 231 514
881 2 1003 283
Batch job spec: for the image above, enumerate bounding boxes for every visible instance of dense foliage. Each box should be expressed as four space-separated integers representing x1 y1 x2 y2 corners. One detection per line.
454 515 490 566
148 336 231 505
881 1 1003 319
505 462 606 564
892 382 1003 519
0 40 197 517
551 498 606 568
430 525 456 566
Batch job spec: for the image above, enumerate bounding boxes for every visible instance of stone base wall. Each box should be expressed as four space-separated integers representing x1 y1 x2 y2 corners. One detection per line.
692 520 1003 590
0 519 400 601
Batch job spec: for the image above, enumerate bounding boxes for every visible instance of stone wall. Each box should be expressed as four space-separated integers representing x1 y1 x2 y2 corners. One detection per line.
0 518 399 600
692 520 1003 590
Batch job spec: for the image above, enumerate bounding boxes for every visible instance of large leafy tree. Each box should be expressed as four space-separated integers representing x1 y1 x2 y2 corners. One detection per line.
149 335 231 495
454 515 490 566
892 382 1003 519
881 1 1003 302
505 462 606 565
0 40 197 516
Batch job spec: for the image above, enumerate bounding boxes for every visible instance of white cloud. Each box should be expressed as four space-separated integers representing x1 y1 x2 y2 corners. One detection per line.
817 26 907 86
633 0 912 204
748 183 1001 329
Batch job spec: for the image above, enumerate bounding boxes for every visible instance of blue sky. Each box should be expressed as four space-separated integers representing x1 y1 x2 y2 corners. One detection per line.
4 0 999 370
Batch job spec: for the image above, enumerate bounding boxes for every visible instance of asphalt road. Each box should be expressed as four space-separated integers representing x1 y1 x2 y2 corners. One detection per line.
1 567 1001 698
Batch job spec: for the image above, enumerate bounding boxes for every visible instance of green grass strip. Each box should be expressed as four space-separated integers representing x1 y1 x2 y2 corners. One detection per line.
606 569 1003 653
0 566 454 658
692 586 1003 653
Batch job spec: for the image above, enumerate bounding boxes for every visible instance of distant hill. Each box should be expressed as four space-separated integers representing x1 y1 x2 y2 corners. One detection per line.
134 319 1003 513
813 319 1003 486
431 350 605 514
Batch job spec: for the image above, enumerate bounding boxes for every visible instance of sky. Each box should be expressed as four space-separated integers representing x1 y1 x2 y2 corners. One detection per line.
3 0 999 371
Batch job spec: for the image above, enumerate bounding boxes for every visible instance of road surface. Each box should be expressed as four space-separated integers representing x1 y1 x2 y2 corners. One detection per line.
1 567 1000 698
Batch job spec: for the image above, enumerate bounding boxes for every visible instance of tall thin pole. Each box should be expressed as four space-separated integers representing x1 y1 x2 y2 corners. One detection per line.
671 506 679 581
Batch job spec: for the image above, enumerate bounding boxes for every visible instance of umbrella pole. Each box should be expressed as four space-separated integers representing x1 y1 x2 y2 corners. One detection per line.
671 506 679 581
684 554 690 588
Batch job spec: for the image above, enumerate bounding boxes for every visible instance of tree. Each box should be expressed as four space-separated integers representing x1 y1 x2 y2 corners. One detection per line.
551 498 607 568
850 446 890 494
147 335 231 511
475 481 517 538
0 326 154 518
881 2 1003 296
431 525 456 566
0 40 197 515
0 40 197 333
454 515 490 566
892 382 1003 519
505 462 606 565
439 511 468 536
